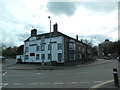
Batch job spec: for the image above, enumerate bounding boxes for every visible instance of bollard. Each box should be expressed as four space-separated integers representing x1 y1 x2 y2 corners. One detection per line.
113 68 119 87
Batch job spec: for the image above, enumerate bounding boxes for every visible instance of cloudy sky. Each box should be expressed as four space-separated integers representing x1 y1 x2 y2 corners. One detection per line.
0 0 119 47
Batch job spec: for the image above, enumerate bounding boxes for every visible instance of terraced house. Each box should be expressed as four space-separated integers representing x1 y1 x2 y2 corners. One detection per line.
17 23 92 65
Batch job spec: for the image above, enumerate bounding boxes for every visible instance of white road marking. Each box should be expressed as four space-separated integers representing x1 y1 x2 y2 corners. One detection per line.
93 81 103 83
39 82 50 85
26 83 38 85
0 83 8 88
77 65 82 67
13 83 23 85
2 72 7 76
79 82 90 83
81 72 89 73
36 73 41 75
102 69 112 71
66 82 77 84
53 82 64 85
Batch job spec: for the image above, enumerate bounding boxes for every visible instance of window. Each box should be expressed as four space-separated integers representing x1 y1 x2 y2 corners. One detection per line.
69 53 75 60
30 53 35 56
79 47 81 51
58 43 62 50
48 44 52 50
58 53 62 61
25 55 28 60
25 47 29 52
41 44 45 51
48 54 52 60
36 54 39 60
36 46 39 51
83 48 85 53
41 54 45 60
69 42 75 50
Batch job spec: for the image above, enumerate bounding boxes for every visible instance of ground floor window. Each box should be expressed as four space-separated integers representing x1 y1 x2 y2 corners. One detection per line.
36 54 40 60
69 53 75 60
48 54 52 60
58 53 62 62
41 54 45 60
25 55 28 60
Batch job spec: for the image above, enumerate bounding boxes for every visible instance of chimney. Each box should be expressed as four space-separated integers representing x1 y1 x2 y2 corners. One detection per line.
76 35 78 40
31 28 37 37
53 23 58 32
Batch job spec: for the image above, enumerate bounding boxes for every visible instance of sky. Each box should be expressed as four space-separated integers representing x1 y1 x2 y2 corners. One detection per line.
0 0 119 47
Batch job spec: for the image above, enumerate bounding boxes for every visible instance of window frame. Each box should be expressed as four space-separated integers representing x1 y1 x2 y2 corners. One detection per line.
36 54 40 60
41 54 45 60
58 43 62 50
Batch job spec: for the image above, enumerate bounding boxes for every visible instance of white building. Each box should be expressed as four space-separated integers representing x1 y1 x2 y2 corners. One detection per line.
17 23 91 65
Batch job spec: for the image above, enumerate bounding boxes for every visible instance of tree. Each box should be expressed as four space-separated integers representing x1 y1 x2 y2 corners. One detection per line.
92 46 98 56
17 45 24 55
108 40 120 56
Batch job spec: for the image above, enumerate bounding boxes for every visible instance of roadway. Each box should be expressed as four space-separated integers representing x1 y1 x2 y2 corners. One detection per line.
2 59 118 88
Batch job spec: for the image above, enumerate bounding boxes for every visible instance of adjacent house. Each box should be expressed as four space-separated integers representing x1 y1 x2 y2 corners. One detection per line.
16 23 92 65
98 39 113 58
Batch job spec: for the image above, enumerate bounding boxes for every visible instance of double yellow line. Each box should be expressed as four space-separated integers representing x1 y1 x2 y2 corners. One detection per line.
88 79 114 90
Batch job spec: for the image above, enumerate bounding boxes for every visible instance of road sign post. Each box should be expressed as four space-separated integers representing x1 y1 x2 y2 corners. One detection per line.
113 68 119 87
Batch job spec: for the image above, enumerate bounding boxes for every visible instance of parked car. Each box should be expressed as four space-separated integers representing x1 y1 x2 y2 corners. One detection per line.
103 56 110 60
0 56 5 63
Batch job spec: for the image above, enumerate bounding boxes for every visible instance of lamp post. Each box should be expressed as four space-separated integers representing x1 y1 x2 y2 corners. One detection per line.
48 16 52 65
90 37 96 60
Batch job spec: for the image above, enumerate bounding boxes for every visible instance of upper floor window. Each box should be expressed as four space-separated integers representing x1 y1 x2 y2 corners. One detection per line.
58 43 62 50
48 44 52 50
41 44 45 51
83 48 85 53
79 47 81 51
25 47 29 52
68 42 75 50
36 46 39 51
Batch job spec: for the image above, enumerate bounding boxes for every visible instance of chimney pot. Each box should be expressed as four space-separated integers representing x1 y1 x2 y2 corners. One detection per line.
31 28 37 37
76 35 78 40
53 23 58 32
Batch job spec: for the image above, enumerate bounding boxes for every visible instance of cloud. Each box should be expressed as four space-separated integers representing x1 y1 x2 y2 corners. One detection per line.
79 2 118 13
47 2 79 16
47 2 117 17
0 0 48 47
0 0 118 47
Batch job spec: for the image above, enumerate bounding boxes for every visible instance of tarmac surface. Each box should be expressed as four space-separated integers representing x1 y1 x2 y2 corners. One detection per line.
2 58 120 89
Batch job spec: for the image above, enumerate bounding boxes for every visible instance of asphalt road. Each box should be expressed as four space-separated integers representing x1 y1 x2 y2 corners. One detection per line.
2 59 118 88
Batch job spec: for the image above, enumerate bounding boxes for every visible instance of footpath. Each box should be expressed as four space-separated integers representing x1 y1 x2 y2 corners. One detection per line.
3 59 115 70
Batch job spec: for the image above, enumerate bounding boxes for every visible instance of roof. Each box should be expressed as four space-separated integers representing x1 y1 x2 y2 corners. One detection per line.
24 31 89 46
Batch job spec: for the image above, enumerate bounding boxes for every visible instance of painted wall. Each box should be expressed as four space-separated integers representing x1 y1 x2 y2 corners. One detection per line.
23 36 64 63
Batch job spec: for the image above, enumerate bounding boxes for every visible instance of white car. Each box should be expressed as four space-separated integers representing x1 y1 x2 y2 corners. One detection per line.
0 56 5 63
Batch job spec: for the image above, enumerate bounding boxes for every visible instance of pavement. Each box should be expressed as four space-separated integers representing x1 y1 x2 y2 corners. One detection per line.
3 59 115 70
2 58 120 89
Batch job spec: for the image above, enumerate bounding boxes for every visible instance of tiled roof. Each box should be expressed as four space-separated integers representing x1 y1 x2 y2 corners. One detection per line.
24 31 88 46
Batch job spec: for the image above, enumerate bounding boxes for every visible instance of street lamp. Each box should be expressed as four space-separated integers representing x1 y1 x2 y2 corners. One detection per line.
48 16 52 65
90 37 96 60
